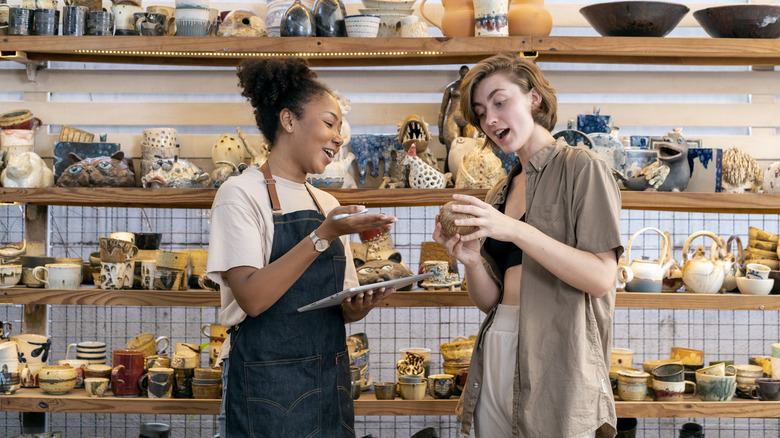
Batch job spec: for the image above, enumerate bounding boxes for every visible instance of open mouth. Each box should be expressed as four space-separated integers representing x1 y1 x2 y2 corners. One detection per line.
324 149 335 159
658 144 682 160
400 120 428 146
496 129 509 140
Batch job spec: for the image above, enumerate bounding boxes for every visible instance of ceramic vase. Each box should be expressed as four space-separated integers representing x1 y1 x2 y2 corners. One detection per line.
280 0 315 36
421 0 474 37
312 0 346 37
508 0 551 36
473 0 508 36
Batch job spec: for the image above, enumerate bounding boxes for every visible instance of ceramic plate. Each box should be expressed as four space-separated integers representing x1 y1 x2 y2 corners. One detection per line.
553 129 593 149
588 132 627 173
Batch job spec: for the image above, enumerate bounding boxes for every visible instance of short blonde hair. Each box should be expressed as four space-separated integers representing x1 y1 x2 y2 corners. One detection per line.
460 54 557 149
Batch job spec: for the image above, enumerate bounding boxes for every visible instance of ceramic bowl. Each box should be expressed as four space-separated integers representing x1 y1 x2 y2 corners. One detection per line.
84 377 109 397
135 232 162 250
38 365 78 394
345 14 380 38
579 1 689 37
694 5 780 39
0 265 22 288
374 382 396 400
737 276 774 295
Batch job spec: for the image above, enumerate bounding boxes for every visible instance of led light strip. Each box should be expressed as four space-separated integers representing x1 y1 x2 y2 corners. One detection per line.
73 49 445 57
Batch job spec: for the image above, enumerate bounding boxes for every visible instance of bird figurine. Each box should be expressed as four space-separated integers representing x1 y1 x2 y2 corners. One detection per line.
613 128 691 192
401 143 451 189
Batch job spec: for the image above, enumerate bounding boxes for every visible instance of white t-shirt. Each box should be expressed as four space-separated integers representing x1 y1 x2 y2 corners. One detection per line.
206 167 359 363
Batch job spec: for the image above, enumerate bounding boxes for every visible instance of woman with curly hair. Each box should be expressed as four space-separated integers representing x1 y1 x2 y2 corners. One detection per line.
207 57 397 437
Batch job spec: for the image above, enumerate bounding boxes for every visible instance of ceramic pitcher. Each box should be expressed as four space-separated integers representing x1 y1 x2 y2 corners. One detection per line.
420 0 475 37
624 227 674 293
682 230 727 294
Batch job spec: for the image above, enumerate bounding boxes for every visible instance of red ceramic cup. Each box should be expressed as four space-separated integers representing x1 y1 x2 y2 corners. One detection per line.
0 109 41 131
111 350 145 397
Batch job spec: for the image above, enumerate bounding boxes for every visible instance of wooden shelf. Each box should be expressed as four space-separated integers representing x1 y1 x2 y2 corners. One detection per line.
3 187 780 212
0 287 473 308
616 292 780 310
3 388 777 417
4 36 780 66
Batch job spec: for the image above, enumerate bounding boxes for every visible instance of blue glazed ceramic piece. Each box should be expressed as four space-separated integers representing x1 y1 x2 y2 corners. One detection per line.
577 108 613 135
492 148 519 175
589 132 627 173
53 141 120 182
624 149 657 178
553 129 594 149
349 134 403 184
630 136 650 149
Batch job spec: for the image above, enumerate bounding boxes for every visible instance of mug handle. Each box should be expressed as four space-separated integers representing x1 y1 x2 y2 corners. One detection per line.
1 321 12 338
65 342 77 360
155 336 169 354
138 372 148 391
201 324 209 338
32 266 49 286
134 14 146 34
111 365 125 386
749 385 761 400
683 380 697 398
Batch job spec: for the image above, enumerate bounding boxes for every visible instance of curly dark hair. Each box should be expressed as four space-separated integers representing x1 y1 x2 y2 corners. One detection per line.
236 57 332 146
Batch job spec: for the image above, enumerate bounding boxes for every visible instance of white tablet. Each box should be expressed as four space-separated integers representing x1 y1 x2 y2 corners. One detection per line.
297 272 434 313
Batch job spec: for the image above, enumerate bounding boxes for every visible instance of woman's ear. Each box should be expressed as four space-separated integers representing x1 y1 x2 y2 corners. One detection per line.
529 88 542 109
280 108 294 133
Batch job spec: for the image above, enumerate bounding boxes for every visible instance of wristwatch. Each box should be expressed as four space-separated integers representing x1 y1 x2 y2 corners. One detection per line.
309 231 330 252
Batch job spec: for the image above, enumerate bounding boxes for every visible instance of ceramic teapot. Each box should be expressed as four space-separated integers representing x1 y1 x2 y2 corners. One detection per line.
624 227 674 293
721 235 744 292
682 231 728 294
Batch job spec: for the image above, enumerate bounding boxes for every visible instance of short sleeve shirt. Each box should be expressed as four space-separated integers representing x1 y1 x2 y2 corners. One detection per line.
206 167 360 362
459 138 623 438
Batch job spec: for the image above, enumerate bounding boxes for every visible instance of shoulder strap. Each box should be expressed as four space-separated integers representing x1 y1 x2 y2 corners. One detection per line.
259 162 283 216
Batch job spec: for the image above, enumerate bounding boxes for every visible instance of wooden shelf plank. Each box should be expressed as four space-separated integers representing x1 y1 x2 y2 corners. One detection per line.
616 292 780 310
4 36 780 66
0 287 472 308
0 187 486 209
3 188 780 212
3 389 778 417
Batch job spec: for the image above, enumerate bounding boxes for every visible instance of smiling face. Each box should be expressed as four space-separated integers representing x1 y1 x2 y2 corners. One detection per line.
287 92 344 176
471 72 540 157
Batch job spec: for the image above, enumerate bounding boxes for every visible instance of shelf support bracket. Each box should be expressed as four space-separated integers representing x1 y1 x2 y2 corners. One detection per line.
0 51 47 82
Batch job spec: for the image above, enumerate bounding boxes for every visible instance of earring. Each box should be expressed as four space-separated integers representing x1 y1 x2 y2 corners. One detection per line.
287 125 293 132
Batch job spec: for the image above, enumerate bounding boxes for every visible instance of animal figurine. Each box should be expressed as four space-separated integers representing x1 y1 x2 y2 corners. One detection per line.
56 151 136 187
612 128 690 192
236 127 269 168
1 152 54 188
141 157 211 188
402 143 451 189
216 9 267 37
211 161 249 188
455 138 505 189
212 133 246 169
397 114 436 168
721 147 762 193
354 254 414 290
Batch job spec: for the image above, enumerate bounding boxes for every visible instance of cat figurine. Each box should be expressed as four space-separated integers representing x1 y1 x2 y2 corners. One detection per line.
354 251 415 291
1 152 54 188
56 151 136 187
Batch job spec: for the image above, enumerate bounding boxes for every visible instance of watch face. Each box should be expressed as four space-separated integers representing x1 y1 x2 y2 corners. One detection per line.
315 239 329 252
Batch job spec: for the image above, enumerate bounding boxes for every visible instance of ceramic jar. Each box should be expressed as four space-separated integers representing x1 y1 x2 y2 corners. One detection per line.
312 0 346 36
508 0 551 36
281 0 315 36
421 0 475 37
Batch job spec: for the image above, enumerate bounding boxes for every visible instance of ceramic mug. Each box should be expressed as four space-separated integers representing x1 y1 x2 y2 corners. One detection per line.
141 260 157 290
0 264 22 288
100 261 126 290
173 367 194 398
62 5 88 35
7 7 34 35
145 366 174 398
427 373 455 399
66 341 107 364
0 128 34 148
652 363 685 382
201 323 227 368
0 338 19 361
87 10 114 35
126 333 170 357
696 370 736 401
84 377 109 397
474 0 508 36
111 349 145 397
421 260 449 285
652 378 696 401
750 378 780 401
32 263 81 289
617 369 650 401
10 333 51 365
111 4 143 34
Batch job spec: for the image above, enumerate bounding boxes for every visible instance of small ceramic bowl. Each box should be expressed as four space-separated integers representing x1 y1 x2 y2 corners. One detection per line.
345 14 380 38
0 265 22 288
38 365 78 394
84 377 109 397
737 276 774 295
374 382 396 400
397 381 426 400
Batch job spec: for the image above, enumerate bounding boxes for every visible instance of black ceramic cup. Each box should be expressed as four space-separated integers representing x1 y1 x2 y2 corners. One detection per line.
62 5 88 35
33 8 59 35
135 232 162 250
652 363 685 382
8 7 34 35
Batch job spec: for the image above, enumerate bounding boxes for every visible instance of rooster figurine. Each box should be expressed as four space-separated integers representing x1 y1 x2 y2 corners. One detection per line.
613 128 691 192
402 143 451 189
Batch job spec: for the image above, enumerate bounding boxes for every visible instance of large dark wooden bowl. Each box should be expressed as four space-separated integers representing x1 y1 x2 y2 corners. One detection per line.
580 1 689 37
694 5 780 39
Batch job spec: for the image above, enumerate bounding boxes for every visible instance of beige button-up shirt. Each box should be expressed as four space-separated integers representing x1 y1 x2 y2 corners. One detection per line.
458 138 623 438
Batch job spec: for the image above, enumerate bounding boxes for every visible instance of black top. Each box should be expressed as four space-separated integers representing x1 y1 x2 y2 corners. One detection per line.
483 200 525 275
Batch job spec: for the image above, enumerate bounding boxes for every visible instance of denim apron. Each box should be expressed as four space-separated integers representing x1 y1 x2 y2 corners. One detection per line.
225 163 355 437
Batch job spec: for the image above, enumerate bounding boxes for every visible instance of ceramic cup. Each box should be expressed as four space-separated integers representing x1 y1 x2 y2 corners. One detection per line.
652 379 696 401
100 261 126 290
145 354 171 370
747 263 771 280
33 263 82 289
66 341 107 364
32 8 59 35
87 10 114 36
58 359 89 388
421 260 449 285
610 348 635 368
0 339 19 361
100 236 137 263
427 373 455 399
0 128 35 148
84 363 112 379
474 0 508 36
84 377 109 397
141 260 156 290
398 381 427 400
8 7 34 35
62 5 88 35
374 381 396 400
0 359 21 394
126 333 170 357
398 347 432 378
617 369 650 401
652 363 685 383
145 6 175 35
146 366 174 398
187 248 208 288
173 367 194 398
695 369 736 401
201 323 227 368
175 16 209 36
20 255 55 288
10 334 51 366
111 3 142 34
750 378 780 401
38 365 78 394
134 11 167 35
670 346 704 366
111 349 145 397
0 264 22 288
344 14 379 37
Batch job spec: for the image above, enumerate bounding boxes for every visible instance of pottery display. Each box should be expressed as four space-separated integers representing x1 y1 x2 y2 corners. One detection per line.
421 0 474 36
507 0 551 36
624 227 674 293
682 231 728 294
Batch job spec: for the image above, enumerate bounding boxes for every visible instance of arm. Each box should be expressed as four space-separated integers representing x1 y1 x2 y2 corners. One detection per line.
226 206 397 317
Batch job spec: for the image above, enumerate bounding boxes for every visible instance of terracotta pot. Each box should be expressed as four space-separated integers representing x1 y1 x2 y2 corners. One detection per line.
508 0 551 36
421 0 475 37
